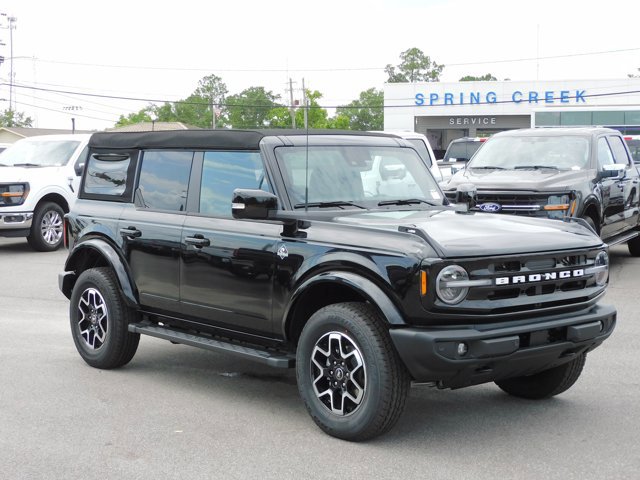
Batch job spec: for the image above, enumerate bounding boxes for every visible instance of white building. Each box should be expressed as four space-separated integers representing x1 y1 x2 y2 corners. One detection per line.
384 78 640 156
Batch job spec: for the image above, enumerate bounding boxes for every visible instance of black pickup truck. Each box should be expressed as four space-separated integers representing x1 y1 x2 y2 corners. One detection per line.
442 127 640 255
59 130 616 441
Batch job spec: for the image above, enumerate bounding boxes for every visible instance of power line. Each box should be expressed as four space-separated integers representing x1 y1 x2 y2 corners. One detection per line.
8 47 640 73
12 99 119 123
5 82 640 111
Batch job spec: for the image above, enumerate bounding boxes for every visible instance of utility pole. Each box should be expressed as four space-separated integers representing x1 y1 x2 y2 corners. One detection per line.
1 15 17 111
211 95 216 129
288 78 296 129
302 78 308 129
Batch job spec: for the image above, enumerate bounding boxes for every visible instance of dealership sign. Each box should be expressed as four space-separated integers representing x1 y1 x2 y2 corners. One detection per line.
415 89 587 106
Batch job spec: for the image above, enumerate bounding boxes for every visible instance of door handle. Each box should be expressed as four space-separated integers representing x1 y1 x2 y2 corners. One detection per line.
120 227 142 238
185 235 211 248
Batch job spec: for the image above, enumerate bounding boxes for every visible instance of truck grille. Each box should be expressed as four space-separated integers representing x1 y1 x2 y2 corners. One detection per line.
444 191 558 216
427 248 606 320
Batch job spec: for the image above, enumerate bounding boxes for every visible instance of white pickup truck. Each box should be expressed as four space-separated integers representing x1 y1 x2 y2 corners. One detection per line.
0 134 91 251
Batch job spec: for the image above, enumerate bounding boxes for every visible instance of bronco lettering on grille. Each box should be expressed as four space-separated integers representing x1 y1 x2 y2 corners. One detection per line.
495 269 584 285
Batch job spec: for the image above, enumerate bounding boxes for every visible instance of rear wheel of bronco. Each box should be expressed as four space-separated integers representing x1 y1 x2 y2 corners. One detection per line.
27 202 65 251
495 353 586 399
295 302 410 441
70 267 140 369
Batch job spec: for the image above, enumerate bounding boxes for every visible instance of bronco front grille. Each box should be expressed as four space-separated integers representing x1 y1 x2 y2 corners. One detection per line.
425 248 606 319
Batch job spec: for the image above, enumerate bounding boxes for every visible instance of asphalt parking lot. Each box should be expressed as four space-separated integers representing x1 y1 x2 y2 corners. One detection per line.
0 237 638 480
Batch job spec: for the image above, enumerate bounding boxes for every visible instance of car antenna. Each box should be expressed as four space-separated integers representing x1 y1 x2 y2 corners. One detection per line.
304 86 309 212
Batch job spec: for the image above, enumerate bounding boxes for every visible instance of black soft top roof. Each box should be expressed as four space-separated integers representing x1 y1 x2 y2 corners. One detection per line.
88 129 397 150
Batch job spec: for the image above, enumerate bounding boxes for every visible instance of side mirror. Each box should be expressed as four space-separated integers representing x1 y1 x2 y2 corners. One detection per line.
599 164 626 179
74 163 85 176
232 189 278 220
455 183 477 211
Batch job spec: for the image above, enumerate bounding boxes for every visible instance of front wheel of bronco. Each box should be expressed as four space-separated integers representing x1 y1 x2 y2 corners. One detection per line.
27 202 65 251
69 267 140 369
495 353 586 400
296 302 410 441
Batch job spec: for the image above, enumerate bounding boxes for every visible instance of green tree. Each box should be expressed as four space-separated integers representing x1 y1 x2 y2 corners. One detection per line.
385 48 444 83
459 73 497 81
226 87 282 128
337 88 383 131
294 90 330 129
115 105 156 127
268 106 294 128
0 109 33 127
326 114 351 130
150 74 230 128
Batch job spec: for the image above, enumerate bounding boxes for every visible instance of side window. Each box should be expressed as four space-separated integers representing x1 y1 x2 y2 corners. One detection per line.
597 138 614 169
607 136 631 166
200 151 269 217
83 151 133 198
136 151 193 212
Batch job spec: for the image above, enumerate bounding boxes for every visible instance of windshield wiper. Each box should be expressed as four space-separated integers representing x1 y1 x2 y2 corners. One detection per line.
378 198 438 207
293 201 365 210
469 166 506 170
514 165 558 170
12 163 43 167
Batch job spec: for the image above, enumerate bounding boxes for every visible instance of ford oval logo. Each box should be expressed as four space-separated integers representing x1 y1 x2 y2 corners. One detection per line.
478 202 502 212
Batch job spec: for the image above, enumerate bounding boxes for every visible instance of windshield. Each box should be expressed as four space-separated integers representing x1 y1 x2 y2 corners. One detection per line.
274 145 445 208
468 136 590 170
444 140 483 162
0 139 81 167
626 139 640 163
406 139 433 166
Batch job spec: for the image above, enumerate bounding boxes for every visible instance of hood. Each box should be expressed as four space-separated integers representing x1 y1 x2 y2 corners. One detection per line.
0 165 64 183
443 167 591 192
331 209 602 258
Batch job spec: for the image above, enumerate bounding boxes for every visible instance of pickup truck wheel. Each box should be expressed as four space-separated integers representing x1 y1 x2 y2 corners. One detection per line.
27 202 65 251
580 215 598 235
296 302 410 441
69 267 140 369
628 235 640 257
495 353 586 399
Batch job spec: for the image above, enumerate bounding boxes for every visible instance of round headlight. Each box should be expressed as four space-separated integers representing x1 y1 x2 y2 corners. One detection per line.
593 251 609 286
436 265 469 304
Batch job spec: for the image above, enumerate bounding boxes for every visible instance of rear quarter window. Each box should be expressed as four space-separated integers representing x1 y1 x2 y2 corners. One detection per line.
81 150 138 201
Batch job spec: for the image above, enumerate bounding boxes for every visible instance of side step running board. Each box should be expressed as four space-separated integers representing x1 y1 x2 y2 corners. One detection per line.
606 230 639 246
128 323 295 368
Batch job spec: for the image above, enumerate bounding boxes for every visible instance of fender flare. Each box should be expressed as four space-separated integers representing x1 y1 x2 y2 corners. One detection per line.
62 238 138 307
285 270 406 328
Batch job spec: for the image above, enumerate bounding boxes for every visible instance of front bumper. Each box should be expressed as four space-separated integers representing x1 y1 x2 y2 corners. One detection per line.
390 303 616 388
0 211 33 234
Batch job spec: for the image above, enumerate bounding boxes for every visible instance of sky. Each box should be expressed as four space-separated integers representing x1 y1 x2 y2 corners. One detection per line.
1 0 640 131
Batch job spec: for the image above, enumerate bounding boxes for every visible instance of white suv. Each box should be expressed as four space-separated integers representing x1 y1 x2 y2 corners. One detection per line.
0 134 91 251
381 130 443 182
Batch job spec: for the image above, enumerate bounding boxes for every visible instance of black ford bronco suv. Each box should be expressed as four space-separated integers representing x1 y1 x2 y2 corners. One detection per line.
59 129 616 441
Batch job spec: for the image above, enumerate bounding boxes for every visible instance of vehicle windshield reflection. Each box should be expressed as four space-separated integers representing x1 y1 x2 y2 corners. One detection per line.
275 146 445 209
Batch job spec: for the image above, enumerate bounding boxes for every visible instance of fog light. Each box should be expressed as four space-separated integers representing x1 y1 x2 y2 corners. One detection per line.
457 342 468 356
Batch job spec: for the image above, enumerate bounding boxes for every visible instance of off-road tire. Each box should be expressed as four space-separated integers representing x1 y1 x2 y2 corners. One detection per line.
27 202 65 251
70 267 140 369
495 353 587 400
296 302 410 441
628 234 640 257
